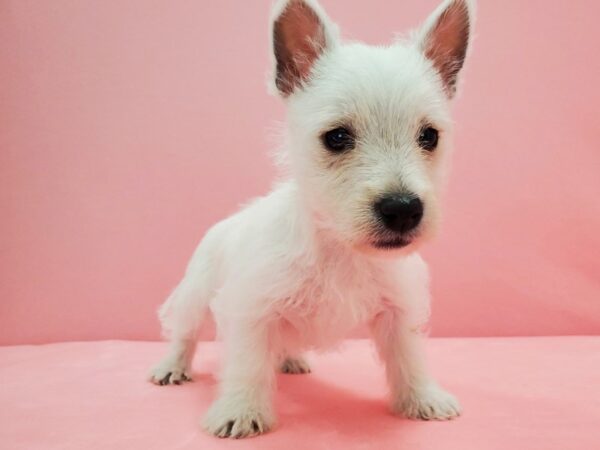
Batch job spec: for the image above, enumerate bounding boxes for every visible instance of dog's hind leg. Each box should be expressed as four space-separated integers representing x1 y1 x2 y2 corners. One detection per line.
149 274 210 385
149 225 222 385
279 354 311 374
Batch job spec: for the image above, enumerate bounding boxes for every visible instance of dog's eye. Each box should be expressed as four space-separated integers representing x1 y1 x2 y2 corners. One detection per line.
322 127 355 152
418 126 439 151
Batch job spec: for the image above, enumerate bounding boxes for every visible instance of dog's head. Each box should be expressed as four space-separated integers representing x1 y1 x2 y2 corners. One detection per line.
271 0 473 255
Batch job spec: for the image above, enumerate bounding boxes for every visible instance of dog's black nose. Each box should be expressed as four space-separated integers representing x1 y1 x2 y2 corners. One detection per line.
376 195 423 233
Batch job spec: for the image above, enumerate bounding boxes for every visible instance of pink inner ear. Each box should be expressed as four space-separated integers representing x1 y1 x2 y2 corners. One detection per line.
274 0 327 95
424 0 470 94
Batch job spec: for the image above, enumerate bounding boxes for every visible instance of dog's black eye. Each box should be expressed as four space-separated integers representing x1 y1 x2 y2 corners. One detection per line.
322 127 355 152
418 126 439 151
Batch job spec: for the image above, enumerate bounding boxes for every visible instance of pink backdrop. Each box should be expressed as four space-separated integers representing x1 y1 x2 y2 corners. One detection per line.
1 0 599 345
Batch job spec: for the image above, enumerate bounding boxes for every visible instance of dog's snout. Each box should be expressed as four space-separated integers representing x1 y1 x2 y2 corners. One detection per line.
375 194 423 233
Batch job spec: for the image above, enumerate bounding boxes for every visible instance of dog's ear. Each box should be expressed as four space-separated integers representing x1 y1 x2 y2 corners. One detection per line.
270 0 338 97
415 0 474 97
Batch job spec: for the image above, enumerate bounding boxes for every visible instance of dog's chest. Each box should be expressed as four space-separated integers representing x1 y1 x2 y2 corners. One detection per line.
278 255 385 349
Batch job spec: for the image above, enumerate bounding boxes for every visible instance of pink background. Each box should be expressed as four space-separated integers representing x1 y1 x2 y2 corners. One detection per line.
3 338 599 450
1 0 599 345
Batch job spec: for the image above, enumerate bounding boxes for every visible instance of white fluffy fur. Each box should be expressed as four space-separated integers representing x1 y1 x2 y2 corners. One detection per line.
149 0 473 439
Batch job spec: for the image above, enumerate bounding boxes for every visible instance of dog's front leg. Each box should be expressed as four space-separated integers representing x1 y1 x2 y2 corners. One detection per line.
202 319 276 438
370 308 461 420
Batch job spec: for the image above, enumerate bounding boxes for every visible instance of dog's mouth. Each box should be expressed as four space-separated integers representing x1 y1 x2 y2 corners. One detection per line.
371 236 412 250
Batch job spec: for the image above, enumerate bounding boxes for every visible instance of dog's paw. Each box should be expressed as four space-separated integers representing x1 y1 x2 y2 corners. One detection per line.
202 398 274 439
148 358 191 386
394 385 462 420
279 357 311 374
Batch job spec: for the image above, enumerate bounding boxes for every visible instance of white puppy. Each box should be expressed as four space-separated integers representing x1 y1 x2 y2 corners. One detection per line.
150 0 474 439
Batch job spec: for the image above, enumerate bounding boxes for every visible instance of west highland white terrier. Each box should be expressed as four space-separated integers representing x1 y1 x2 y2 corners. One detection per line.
150 0 474 438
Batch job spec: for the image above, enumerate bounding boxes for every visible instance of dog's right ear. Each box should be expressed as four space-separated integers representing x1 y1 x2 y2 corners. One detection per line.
270 0 338 97
414 0 474 98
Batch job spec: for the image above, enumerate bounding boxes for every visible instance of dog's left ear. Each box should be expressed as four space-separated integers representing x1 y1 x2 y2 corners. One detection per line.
415 0 474 97
270 0 338 97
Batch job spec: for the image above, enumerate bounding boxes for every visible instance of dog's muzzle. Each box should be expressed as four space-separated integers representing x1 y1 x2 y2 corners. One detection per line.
374 194 423 234
368 193 424 250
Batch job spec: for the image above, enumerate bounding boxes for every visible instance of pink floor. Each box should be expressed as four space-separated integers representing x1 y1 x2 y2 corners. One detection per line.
0 337 600 450
1 337 598 449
